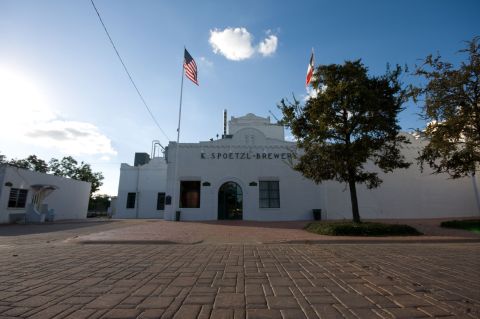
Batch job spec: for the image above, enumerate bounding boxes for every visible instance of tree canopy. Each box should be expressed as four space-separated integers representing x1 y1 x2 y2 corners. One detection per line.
8 155 48 173
0 152 104 196
49 156 104 195
410 37 480 178
279 60 410 222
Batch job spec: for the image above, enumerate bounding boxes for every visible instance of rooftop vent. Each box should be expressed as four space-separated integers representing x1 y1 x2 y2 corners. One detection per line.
134 153 150 167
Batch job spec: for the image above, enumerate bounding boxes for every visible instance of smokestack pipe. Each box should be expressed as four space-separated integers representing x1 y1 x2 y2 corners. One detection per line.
223 109 227 136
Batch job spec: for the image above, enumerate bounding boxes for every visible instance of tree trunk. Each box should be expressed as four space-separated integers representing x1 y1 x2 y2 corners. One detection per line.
348 178 361 223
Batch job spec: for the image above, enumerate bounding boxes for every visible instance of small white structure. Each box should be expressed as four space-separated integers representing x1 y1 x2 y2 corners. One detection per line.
0 165 91 223
115 113 480 221
115 156 167 219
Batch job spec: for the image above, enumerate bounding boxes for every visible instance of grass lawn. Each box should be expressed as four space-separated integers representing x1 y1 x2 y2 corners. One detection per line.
305 221 422 236
440 219 480 234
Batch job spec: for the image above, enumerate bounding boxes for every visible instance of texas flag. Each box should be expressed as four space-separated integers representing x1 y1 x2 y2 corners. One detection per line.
306 50 314 86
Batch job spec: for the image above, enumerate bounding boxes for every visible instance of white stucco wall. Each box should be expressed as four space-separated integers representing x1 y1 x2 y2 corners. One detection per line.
164 126 326 221
229 113 284 141
0 168 5 206
322 134 480 219
114 157 167 219
0 165 91 223
163 130 480 221
116 114 480 221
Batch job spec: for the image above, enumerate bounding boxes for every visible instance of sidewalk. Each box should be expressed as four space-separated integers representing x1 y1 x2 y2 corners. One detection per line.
70 218 480 245
0 219 479 318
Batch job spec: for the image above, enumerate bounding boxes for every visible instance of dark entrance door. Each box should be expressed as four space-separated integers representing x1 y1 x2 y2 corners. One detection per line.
218 182 243 220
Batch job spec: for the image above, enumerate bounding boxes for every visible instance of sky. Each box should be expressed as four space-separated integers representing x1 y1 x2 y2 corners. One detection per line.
0 0 478 195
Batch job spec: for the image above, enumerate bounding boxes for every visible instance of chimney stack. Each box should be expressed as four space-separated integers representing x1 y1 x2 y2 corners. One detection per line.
223 109 227 136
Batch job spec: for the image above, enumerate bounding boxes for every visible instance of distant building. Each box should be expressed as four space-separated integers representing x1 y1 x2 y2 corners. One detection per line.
115 113 480 221
0 165 91 223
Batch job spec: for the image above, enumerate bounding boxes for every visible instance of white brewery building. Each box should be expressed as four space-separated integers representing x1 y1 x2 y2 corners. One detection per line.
114 113 480 221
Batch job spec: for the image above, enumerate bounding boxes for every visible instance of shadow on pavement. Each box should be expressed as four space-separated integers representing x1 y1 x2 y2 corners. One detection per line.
196 220 309 230
78 240 204 245
0 220 114 236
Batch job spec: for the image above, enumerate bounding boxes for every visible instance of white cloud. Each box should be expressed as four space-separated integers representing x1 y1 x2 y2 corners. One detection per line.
209 27 255 61
304 86 318 101
0 66 117 157
303 84 328 102
25 121 117 156
209 27 278 60
258 35 278 57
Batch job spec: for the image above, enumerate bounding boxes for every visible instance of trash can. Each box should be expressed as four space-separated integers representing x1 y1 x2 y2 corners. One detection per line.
312 209 322 221
175 211 181 221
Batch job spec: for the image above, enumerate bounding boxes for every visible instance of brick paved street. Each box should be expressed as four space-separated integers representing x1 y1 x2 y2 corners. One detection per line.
0 220 479 318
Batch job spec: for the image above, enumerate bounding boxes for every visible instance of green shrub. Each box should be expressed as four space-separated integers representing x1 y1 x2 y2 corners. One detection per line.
440 219 480 233
305 221 422 236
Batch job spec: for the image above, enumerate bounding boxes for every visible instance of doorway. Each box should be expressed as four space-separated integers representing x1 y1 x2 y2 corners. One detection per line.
218 182 243 220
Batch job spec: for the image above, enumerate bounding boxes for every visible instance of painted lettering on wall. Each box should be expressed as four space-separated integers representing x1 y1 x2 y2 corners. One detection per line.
200 152 293 160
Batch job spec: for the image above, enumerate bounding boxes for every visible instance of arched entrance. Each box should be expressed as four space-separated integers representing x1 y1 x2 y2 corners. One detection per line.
218 182 243 220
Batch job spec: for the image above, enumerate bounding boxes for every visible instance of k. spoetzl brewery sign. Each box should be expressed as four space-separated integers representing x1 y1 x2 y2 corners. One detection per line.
201 152 293 160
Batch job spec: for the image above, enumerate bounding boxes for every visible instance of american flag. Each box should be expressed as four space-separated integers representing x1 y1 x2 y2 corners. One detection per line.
184 49 198 85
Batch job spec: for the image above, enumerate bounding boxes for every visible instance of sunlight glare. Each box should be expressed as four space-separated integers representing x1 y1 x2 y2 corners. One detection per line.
0 66 55 132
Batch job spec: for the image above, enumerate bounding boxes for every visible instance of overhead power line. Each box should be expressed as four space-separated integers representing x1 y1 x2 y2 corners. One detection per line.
89 0 170 143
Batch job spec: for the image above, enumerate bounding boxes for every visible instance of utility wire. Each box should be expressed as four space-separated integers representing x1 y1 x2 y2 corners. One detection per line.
90 0 170 143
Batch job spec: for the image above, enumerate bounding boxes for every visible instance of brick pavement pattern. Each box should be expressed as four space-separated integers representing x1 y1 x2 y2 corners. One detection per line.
0 221 479 318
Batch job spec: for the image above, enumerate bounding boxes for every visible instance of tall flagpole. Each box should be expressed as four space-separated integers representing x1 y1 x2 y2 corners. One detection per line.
172 48 185 220
177 50 185 143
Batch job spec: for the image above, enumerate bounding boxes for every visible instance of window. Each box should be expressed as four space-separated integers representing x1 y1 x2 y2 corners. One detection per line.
126 192 136 209
180 181 200 208
259 181 280 208
8 188 28 208
157 192 165 210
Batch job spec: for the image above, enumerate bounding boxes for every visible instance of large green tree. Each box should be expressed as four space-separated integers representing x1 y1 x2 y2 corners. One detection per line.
49 156 104 195
279 60 410 223
410 37 480 178
8 155 48 173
